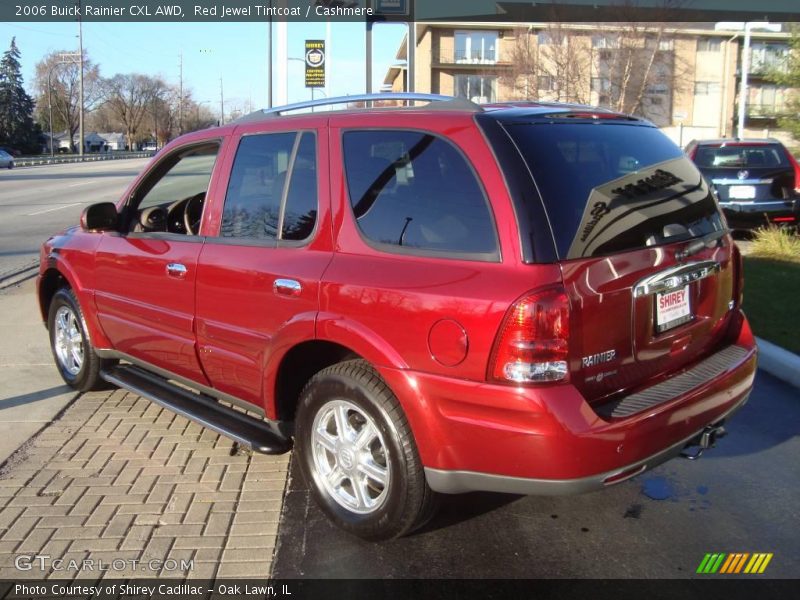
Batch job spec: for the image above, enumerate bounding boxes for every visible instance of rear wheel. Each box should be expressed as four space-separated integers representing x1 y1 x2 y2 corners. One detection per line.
295 360 437 541
48 288 106 391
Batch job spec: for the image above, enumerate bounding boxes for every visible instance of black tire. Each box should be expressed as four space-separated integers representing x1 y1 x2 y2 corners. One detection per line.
48 287 107 392
295 359 437 541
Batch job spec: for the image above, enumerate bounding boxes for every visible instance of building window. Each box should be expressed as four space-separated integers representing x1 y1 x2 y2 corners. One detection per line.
697 38 722 52
537 75 555 91
591 77 611 93
747 84 788 116
646 83 669 95
537 31 557 45
455 75 496 103
454 30 498 64
592 35 617 49
646 37 674 51
694 82 721 96
749 42 790 74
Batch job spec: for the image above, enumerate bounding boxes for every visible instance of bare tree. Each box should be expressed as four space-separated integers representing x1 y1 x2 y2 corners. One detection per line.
103 74 167 150
34 50 102 152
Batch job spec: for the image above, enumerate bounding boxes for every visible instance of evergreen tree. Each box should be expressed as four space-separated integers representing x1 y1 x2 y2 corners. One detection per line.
0 37 41 154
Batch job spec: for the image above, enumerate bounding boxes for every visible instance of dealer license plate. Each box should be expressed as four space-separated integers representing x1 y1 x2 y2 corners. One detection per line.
727 185 756 200
655 285 692 333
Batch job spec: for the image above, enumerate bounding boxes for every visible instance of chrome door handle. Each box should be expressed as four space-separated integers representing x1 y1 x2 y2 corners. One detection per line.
273 278 302 297
166 263 188 278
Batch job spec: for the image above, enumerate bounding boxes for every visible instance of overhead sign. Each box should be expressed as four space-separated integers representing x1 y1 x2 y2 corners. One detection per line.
305 40 326 88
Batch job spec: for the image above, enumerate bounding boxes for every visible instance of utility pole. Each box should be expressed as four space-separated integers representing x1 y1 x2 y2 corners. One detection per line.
77 0 84 159
178 51 184 135
267 0 273 108
219 77 224 125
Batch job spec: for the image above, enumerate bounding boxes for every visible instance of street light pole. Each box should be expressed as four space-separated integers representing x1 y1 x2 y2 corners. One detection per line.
77 0 84 159
716 21 782 139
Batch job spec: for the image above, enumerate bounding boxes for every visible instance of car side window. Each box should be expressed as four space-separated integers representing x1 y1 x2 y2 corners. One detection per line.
130 143 219 235
342 130 498 259
221 132 318 242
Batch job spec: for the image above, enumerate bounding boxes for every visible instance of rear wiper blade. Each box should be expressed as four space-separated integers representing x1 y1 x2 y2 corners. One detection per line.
676 229 730 261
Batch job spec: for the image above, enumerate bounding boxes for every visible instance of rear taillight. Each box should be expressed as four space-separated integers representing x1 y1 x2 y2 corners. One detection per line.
783 148 800 193
489 287 570 384
732 243 744 308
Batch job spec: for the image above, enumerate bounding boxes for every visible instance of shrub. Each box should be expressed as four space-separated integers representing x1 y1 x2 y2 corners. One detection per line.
749 226 800 263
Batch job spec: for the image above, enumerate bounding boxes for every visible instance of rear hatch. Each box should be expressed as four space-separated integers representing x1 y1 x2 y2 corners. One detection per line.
691 142 796 203
494 115 736 405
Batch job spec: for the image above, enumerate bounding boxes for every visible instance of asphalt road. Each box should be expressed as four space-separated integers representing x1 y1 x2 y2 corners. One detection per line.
273 371 799 579
0 159 150 277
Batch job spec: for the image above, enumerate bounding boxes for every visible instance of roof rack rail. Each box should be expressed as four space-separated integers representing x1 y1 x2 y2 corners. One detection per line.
234 93 482 122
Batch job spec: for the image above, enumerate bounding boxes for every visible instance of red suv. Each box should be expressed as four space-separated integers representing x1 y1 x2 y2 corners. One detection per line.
38 94 757 541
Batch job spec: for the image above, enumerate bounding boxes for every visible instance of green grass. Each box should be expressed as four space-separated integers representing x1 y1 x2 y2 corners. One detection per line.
742 257 800 354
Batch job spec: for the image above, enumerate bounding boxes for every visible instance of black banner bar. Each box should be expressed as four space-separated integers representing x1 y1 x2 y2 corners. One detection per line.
3 0 800 23
0 579 798 600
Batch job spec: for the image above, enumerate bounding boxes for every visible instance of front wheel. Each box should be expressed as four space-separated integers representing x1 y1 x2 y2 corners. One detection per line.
48 288 106 391
295 360 437 541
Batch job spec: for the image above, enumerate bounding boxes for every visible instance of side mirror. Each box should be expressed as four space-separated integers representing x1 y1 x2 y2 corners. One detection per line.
80 202 118 232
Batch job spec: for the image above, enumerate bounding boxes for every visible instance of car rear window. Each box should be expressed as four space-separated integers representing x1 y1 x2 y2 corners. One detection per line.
693 144 789 168
503 122 725 260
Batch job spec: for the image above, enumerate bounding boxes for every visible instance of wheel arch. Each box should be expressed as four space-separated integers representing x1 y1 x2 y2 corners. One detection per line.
38 262 111 349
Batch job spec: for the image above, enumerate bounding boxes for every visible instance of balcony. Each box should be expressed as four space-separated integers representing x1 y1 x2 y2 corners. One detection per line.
431 43 510 69
746 103 790 118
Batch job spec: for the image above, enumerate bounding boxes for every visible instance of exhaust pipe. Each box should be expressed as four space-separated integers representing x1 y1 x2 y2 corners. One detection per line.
680 423 727 460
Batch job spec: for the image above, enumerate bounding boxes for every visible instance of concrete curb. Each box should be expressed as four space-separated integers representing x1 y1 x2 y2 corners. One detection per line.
756 337 800 390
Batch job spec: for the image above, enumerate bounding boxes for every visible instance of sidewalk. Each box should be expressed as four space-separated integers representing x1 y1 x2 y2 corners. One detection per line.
0 280 290 579
0 279 77 464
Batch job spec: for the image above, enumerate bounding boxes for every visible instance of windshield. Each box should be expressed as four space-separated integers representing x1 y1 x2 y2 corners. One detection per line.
503 122 726 260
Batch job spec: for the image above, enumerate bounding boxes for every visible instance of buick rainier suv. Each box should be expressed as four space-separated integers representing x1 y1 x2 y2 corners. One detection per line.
38 94 757 540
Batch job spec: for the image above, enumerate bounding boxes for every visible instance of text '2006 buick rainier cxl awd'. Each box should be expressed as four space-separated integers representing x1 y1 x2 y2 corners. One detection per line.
38 94 756 541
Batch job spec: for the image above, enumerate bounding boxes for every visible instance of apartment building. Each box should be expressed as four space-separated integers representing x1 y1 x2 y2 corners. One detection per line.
383 23 796 144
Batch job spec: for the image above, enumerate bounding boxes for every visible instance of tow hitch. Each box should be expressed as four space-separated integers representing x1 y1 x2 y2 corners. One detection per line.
680 424 727 461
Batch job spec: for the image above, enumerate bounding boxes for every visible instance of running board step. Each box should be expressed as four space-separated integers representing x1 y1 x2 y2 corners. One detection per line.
100 365 292 455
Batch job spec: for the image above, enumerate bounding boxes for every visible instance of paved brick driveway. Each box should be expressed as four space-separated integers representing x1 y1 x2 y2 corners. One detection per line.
0 388 289 580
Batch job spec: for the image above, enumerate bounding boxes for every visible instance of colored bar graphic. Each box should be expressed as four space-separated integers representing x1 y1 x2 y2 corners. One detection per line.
758 554 773 573
734 553 749 573
701 553 774 575
719 554 736 573
697 554 713 574
710 553 726 573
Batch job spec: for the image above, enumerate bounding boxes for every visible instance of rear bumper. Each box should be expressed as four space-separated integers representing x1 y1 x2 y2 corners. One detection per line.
424 394 748 495
378 313 757 495
720 199 798 228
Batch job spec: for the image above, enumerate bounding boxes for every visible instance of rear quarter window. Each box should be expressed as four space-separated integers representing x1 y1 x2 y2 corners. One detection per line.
342 130 499 260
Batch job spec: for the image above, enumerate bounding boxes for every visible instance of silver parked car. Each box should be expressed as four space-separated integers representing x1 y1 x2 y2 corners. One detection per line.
0 150 14 169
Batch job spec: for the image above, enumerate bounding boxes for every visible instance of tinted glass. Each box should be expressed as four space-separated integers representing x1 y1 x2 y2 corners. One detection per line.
505 123 725 259
281 133 318 241
221 133 295 239
138 146 218 211
693 144 789 169
342 130 497 258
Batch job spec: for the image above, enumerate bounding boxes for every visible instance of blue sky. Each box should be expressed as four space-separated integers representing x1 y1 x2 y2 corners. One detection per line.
0 21 408 113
